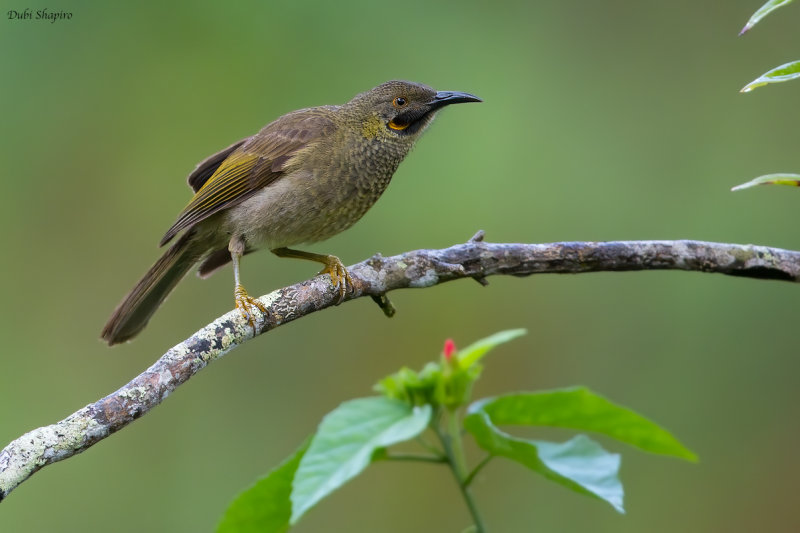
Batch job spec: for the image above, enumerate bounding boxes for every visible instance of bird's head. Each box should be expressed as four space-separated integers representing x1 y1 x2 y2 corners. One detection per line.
346 80 481 140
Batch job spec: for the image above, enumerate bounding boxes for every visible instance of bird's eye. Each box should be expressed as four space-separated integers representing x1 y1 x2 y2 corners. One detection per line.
393 97 407 108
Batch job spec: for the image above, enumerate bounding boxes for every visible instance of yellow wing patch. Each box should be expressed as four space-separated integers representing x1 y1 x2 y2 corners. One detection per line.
160 151 261 245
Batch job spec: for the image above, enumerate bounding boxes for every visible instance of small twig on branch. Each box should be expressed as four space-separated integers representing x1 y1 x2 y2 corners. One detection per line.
370 292 396 317
2 236 799 501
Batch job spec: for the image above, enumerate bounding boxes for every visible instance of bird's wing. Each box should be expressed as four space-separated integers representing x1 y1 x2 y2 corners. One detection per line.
159 110 336 246
186 138 248 193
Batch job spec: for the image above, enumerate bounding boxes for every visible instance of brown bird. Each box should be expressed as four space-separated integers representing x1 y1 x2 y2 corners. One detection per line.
101 80 481 345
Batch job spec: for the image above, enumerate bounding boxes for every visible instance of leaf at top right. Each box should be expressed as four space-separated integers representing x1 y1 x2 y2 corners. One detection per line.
739 0 795 35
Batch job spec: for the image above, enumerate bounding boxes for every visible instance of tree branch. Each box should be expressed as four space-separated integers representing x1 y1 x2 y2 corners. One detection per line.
2 237 799 501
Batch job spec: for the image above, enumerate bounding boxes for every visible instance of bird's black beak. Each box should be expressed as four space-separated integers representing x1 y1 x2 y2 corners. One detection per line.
390 89 482 134
428 90 482 111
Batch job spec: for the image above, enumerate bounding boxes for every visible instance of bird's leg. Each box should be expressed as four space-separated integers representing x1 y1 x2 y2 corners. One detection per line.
230 236 267 329
271 247 352 303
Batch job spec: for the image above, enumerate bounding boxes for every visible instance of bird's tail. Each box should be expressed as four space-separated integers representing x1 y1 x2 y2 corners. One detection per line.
101 231 201 345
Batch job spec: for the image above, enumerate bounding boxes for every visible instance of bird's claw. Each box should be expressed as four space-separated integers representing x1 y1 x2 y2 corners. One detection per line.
317 255 352 303
235 284 268 330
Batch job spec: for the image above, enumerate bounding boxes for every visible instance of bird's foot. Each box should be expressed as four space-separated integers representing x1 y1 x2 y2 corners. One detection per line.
317 255 352 303
235 284 268 330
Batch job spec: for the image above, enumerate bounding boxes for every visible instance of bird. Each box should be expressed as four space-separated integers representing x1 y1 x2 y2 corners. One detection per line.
101 80 481 345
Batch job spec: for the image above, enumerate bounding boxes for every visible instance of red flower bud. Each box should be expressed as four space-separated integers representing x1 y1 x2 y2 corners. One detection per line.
443 339 456 361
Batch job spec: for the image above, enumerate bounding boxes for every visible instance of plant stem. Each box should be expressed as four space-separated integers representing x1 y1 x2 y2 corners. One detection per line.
435 409 487 533
447 408 469 479
416 434 445 456
464 454 493 488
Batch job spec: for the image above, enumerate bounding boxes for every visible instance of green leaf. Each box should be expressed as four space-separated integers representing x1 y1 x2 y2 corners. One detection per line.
290 397 432 524
217 440 309 533
468 388 696 461
741 60 800 92
465 410 624 513
739 0 795 35
458 328 527 368
731 173 800 191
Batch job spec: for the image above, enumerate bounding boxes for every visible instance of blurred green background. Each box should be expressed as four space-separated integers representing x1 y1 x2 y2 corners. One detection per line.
2 1 800 531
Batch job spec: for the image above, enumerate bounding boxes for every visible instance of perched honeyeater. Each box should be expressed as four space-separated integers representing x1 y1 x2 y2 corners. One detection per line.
101 80 481 345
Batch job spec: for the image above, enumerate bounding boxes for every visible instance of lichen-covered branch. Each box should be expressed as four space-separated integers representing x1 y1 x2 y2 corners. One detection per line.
2 235 799 501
